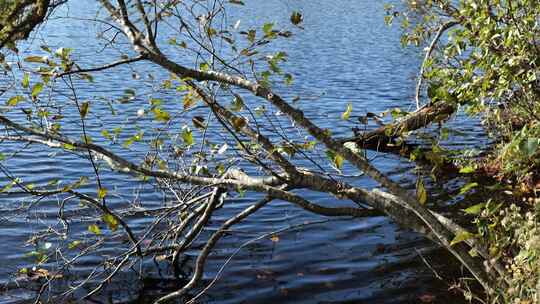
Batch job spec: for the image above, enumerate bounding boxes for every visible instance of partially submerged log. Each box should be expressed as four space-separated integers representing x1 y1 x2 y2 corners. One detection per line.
338 102 456 152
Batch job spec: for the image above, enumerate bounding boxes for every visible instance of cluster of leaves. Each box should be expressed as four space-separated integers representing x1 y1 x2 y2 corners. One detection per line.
388 0 540 180
470 202 540 303
386 3 540 299
497 122 540 185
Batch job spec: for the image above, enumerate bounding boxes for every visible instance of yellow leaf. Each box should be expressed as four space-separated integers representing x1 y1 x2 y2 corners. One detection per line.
102 213 119 232
63 143 75 150
232 117 246 131
334 154 344 169
24 56 47 63
68 240 81 249
450 230 474 246
88 224 101 235
98 187 107 200
270 234 279 242
183 93 197 110
155 254 168 262
341 103 353 120
80 101 89 119
181 128 194 146
6 95 24 106
153 108 170 122
416 178 428 205
30 268 49 280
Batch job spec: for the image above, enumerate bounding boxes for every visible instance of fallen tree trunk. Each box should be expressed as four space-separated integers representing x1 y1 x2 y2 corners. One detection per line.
338 102 456 152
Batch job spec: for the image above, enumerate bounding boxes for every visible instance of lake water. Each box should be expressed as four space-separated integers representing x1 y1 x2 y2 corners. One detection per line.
0 1 489 303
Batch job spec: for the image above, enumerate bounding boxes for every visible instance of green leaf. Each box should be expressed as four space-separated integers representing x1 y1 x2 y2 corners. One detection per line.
450 231 474 246
334 154 344 169
231 95 244 112
22 73 30 88
88 224 101 235
68 240 81 249
24 56 47 63
523 138 539 157
47 179 60 186
290 11 303 25
384 15 393 26
54 47 72 59
181 128 194 146
459 182 478 195
31 83 44 98
440 127 449 140
97 187 107 200
463 203 486 215
199 62 209 71
123 138 134 148
206 27 217 37
102 213 119 232
153 108 171 122
284 73 293 86
71 176 89 189
459 166 475 174
326 150 336 162
416 178 428 205
101 129 112 140
341 103 353 120
80 73 94 82
119 89 136 103
62 143 75 150
80 101 89 119
1 180 16 193
6 95 24 106
262 23 274 35
81 135 92 144
247 30 256 43
326 150 343 170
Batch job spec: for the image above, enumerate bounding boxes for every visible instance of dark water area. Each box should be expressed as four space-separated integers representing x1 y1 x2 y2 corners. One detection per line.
0 1 489 303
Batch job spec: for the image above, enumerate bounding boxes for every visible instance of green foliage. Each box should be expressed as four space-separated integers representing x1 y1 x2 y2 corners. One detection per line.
474 202 540 303
416 178 428 205
394 0 540 135
393 0 540 185
391 4 540 299
181 127 194 146
498 122 540 182
458 182 478 195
